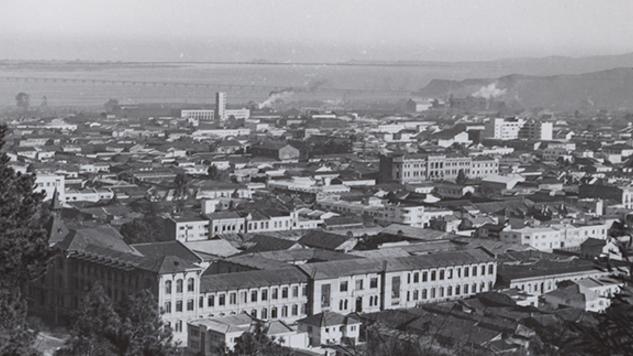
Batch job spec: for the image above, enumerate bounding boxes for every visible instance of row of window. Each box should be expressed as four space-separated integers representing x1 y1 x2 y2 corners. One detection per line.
404 263 495 285
165 278 195 294
197 285 307 309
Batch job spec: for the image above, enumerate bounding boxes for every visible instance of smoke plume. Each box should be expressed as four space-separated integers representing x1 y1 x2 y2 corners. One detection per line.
258 79 327 109
472 83 506 99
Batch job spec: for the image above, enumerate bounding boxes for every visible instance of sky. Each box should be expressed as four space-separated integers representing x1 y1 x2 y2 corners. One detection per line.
1 0 633 62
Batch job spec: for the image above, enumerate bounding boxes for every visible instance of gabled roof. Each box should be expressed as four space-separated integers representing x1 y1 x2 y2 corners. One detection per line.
297 311 361 328
132 240 203 264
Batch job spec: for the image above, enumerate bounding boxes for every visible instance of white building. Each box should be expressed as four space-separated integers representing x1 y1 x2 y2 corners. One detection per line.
299 249 497 315
64 188 114 203
500 222 610 251
34 173 65 202
215 92 226 121
483 118 524 140
167 215 211 242
181 110 215 121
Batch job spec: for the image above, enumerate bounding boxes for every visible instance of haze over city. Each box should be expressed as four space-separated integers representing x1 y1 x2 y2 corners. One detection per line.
2 0 633 62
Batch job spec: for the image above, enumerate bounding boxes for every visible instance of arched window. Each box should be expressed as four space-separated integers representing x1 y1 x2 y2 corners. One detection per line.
447 286 452 297
472 283 477 293
251 309 257 318
271 307 278 319
187 278 195 292
165 280 172 294
176 279 183 293
480 282 486 292
488 264 494 275
261 308 268 319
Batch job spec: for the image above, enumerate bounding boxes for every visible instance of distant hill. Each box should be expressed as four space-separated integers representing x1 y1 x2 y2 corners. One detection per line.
416 67 633 111
350 52 633 77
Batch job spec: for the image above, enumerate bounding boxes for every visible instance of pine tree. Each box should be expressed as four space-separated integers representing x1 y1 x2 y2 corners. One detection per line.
0 124 51 354
59 284 178 356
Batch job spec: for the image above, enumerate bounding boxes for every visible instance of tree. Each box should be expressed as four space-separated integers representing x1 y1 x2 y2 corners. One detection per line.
455 169 467 185
228 323 293 356
119 216 170 244
15 92 30 111
0 124 51 354
59 284 178 356
208 164 219 180
104 99 120 114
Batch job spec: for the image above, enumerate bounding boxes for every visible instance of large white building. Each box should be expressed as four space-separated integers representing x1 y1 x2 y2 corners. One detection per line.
298 249 497 315
483 118 524 140
500 222 610 251
181 110 215 121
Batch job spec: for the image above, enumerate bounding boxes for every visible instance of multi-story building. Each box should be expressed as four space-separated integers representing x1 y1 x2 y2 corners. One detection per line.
215 92 226 121
500 222 610 251
470 156 499 179
298 249 497 315
483 118 524 140
497 254 628 296
34 220 498 347
167 215 211 242
224 108 251 120
181 109 215 121
196 268 309 322
379 153 498 184
519 119 553 141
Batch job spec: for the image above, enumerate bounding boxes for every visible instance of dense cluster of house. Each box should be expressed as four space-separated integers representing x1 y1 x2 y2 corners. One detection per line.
7 99 633 355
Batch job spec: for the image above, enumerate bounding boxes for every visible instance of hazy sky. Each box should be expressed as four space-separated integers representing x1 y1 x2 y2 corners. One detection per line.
2 0 633 62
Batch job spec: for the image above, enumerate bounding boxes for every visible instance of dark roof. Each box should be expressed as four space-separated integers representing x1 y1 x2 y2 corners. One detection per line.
241 235 300 253
298 230 354 250
248 248 360 264
131 240 203 264
298 249 495 280
297 311 361 327
200 267 308 292
498 257 609 282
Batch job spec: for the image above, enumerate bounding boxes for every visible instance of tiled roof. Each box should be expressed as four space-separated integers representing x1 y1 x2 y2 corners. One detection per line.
298 249 495 280
200 268 308 293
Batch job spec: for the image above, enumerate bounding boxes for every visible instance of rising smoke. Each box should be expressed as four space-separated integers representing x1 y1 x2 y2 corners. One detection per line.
472 83 506 99
258 79 327 109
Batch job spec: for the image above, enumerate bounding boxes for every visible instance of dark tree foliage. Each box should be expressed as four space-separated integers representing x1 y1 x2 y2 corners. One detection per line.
455 169 467 185
558 294 633 356
15 92 30 111
207 164 219 180
225 323 293 356
0 124 51 355
58 284 178 356
119 216 170 244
